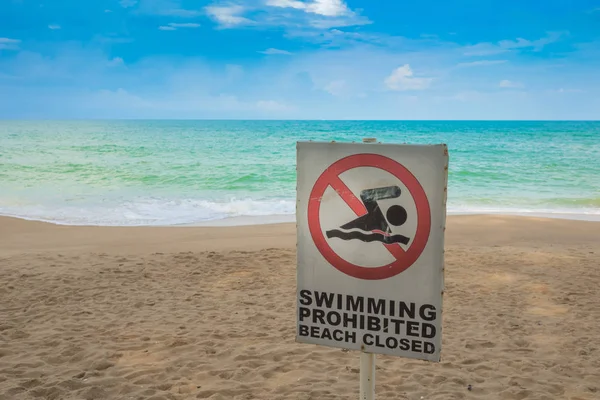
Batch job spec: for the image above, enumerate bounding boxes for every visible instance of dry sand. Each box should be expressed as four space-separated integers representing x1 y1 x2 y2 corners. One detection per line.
1 215 599 400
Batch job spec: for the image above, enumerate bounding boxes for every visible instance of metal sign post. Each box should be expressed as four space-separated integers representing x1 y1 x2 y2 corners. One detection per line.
360 350 376 400
360 137 377 400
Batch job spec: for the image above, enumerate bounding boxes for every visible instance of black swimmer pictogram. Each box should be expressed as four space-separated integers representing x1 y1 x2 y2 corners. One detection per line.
325 185 410 245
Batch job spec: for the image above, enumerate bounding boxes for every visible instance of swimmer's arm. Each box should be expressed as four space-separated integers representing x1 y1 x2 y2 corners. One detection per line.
360 186 401 202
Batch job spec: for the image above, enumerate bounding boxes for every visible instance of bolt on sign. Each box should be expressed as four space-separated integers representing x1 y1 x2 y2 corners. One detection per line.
296 141 448 362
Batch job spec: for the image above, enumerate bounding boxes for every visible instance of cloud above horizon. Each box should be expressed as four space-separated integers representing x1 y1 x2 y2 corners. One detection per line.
0 38 21 51
499 79 524 88
205 5 252 28
159 22 201 30
266 0 352 17
385 65 433 91
0 0 598 119
456 60 508 68
462 32 567 56
204 0 370 30
259 48 293 55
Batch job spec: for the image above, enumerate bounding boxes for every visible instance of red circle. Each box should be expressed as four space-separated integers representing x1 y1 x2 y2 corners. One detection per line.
307 153 431 280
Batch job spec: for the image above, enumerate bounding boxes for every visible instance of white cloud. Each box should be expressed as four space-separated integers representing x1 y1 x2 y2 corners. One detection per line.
107 57 125 67
225 64 244 80
324 80 346 96
464 32 566 56
0 38 21 51
48 24 61 30
266 0 306 11
135 0 202 17
265 0 370 28
498 34 561 51
205 5 252 28
3 43 600 120
306 15 370 29
456 60 507 68
550 88 584 93
499 80 523 88
384 64 432 91
4 30 599 120
285 27 378 46
204 0 368 29
104 9 113 13
259 48 292 55
169 22 201 28
159 22 201 30
269 0 351 17
120 0 138 8
256 100 292 111
161 9 202 17
462 43 508 56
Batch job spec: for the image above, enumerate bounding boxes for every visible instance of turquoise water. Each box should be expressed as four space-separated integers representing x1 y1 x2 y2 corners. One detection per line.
1 120 599 225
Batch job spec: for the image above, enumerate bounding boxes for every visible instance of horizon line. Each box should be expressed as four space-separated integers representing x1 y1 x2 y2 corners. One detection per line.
1 118 600 122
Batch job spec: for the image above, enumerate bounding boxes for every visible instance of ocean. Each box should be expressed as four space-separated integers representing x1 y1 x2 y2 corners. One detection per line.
1 120 599 226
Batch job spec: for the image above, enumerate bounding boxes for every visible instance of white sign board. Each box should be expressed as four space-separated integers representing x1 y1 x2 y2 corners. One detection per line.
296 141 448 362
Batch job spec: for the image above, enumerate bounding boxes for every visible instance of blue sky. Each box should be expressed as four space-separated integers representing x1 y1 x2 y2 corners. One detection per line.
1 0 599 119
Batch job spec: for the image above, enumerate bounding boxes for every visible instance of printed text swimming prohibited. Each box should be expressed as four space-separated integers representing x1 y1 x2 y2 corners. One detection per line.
296 141 448 361
308 153 431 280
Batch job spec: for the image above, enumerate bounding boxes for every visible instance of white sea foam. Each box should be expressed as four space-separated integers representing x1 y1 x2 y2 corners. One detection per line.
2 197 600 226
0 197 296 226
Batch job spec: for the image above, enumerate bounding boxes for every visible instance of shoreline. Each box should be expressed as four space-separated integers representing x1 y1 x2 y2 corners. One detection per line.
1 209 599 228
2 214 599 257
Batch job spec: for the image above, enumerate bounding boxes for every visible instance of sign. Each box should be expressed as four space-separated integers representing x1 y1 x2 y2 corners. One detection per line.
296 141 448 362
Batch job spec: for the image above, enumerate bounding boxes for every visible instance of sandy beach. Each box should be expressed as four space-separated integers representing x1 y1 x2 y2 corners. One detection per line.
1 215 599 400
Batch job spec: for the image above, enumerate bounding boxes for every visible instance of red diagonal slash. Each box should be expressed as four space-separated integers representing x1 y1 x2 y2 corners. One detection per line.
328 175 406 257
